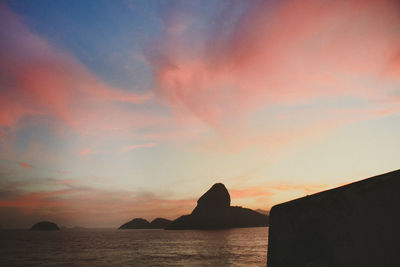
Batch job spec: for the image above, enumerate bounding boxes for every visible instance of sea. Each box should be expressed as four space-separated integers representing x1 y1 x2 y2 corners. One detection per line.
0 227 268 266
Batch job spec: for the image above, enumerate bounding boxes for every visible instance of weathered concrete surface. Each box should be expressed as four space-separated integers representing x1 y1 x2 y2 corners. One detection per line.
267 169 400 267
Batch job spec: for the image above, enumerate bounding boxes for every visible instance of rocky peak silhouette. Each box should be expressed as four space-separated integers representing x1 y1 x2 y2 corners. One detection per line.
192 183 230 215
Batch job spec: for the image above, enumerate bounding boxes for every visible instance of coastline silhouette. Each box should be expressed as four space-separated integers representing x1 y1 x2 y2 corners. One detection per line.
119 218 172 229
118 183 268 230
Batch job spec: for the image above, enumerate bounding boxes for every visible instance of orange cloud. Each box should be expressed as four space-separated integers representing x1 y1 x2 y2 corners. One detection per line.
230 182 328 200
229 181 332 211
230 188 275 199
0 190 68 208
16 161 34 169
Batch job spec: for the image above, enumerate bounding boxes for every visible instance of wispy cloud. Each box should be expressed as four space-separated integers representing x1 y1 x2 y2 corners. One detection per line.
56 170 71 174
230 182 329 199
0 178 196 228
229 181 333 211
122 142 157 152
16 162 34 169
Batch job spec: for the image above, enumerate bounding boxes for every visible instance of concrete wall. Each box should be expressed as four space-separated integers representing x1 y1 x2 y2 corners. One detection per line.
267 169 400 267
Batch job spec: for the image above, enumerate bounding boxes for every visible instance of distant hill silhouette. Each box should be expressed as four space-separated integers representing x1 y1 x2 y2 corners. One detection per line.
166 183 268 229
255 209 269 215
30 221 60 231
150 218 172 228
119 218 150 229
119 218 172 229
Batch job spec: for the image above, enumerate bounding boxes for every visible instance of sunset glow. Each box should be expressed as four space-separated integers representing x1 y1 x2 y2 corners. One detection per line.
0 0 399 228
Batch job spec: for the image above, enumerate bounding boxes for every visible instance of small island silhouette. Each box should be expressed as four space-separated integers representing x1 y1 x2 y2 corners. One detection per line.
30 221 60 231
119 183 268 230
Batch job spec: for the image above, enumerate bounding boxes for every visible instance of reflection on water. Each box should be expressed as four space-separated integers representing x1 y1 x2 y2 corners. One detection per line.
0 227 268 266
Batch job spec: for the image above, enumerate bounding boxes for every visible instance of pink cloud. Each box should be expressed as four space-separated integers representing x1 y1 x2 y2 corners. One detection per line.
0 4 152 134
79 148 92 157
122 142 157 152
148 0 400 127
16 161 34 169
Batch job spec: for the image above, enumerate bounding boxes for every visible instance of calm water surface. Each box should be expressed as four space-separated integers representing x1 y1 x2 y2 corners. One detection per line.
0 227 268 266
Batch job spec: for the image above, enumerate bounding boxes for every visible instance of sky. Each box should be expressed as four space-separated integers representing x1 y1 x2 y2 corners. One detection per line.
0 0 400 228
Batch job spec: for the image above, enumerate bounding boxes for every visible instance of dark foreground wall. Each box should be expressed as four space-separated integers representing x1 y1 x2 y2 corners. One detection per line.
267 169 400 267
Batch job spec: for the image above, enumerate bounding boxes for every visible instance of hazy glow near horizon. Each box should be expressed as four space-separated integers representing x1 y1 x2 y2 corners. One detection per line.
0 0 399 228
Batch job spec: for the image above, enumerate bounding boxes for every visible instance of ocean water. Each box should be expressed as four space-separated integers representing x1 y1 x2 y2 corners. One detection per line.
0 227 268 266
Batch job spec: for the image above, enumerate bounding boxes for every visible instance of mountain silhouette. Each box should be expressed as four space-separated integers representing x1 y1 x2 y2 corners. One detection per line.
166 183 268 229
